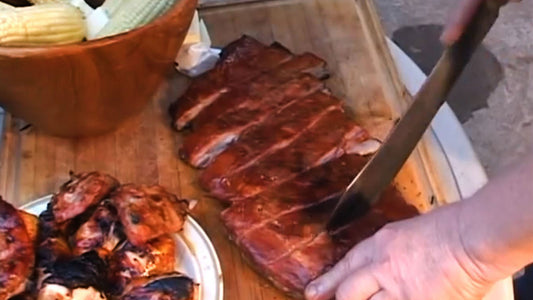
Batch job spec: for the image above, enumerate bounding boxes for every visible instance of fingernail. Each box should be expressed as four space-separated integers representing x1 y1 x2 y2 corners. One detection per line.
305 283 319 299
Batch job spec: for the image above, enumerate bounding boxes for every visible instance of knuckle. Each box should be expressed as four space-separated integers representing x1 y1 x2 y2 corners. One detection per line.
345 242 372 267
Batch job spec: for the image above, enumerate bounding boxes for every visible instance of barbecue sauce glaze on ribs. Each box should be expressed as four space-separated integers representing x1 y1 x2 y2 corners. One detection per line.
169 35 420 297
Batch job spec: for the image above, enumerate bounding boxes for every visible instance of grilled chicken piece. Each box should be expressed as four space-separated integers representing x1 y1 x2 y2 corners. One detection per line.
36 204 72 269
72 200 124 258
18 210 39 245
52 171 119 223
107 235 176 295
111 185 188 246
36 203 109 300
0 198 35 300
37 251 107 300
121 273 198 300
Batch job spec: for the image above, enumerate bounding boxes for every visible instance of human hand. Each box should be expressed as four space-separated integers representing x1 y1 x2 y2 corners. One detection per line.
304 204 496 300
440 0 514 45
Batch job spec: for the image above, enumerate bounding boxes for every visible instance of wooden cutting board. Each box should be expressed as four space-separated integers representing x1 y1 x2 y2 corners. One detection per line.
0 0 448 299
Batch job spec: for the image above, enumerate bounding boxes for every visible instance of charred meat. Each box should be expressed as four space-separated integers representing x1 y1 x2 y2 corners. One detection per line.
36 203 73 270
5 172 195 300
0 198 35 300
121 273 198 300
18 209 39 245
72 200 124 258
52 172 119 223
107 235 176 295
37 251 107 300
111 185 188 246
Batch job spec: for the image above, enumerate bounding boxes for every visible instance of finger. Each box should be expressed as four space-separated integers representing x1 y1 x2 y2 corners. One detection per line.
335 268 381 300
305 240 373 300
370 291 395 300
440 0 484 45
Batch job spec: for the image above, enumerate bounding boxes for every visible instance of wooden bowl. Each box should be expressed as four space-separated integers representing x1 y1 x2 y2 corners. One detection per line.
0 0 198 137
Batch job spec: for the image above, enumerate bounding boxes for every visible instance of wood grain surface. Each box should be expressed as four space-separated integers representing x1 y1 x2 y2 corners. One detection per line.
0 0 197 138
0 0 441 299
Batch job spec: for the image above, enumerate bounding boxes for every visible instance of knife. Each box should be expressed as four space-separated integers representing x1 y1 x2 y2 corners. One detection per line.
326 0 505 232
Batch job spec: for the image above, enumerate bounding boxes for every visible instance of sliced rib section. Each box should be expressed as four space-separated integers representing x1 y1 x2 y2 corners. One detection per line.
199 91 341 191
179 77 326 168
221 159 419 296
190 53 328 131
170 36 293 131
209 108 369 200
220 154 369 238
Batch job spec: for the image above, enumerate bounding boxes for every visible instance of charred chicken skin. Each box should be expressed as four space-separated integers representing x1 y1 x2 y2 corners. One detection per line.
38 251 108 300
0 198 35 300
52 172 119 224
111 185 188 246
107 235 176 295
36 203 72 269
18 210 39 245
121 273 198 300
72 200 124 258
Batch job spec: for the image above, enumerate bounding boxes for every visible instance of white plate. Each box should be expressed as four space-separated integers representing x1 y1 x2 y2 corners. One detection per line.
20 195 224 300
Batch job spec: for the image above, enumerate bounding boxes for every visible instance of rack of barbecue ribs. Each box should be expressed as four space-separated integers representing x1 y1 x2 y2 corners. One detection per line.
0 172 198 300
169 35 420 297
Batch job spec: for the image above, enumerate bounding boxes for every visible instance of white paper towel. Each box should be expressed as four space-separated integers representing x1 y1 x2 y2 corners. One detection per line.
176 10 220 77
68 0 109 40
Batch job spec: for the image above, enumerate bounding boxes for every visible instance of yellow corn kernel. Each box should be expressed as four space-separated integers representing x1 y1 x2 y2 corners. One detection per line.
0 3 87 46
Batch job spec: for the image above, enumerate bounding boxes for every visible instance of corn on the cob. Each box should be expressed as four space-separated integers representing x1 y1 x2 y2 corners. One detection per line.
95 0 175 39
27 0 69 4
157 0 175 18
0 3 86 46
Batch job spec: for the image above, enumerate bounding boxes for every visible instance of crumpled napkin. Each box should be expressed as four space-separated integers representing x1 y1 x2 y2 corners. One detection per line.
68 0 109 39
175 10 220 77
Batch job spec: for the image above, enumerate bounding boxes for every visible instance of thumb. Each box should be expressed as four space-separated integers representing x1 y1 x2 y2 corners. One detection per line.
305 239 373 300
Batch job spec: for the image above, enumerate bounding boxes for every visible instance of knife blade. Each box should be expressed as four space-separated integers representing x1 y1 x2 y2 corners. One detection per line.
326 0 505 232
